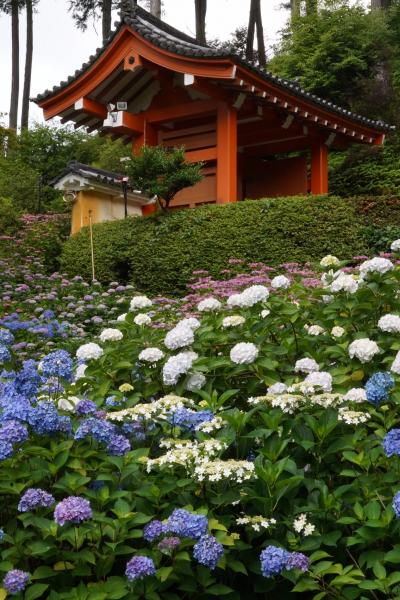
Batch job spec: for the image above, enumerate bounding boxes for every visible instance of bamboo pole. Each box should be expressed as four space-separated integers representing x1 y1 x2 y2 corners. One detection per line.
88 210 95 282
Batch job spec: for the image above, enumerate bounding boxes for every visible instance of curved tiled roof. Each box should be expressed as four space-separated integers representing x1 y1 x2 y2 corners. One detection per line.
51 160 124 187
33 5 394 133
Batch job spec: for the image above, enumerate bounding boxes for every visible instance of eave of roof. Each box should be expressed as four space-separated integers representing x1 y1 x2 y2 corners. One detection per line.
32 5 394 134
51 160 124 188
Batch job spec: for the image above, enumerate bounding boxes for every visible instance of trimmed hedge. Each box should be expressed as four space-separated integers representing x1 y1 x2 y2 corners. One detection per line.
61 195 377 296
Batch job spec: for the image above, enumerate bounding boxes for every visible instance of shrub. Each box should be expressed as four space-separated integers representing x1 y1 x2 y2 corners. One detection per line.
61 196 367 295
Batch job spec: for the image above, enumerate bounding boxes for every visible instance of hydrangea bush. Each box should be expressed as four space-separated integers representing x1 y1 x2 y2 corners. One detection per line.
3 250 400 597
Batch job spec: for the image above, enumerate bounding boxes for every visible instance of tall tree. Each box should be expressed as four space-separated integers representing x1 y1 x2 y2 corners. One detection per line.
290 0 301 20
305 0 317 15
246 0 266 67
21 0 33 128
195 0 207 44
69 0 120 43
148 0 161 17
102 0 112 40
371 0 392 8
9 0 20 130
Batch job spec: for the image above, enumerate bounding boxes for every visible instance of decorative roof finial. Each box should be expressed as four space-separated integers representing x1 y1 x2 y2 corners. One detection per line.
120 0 137 21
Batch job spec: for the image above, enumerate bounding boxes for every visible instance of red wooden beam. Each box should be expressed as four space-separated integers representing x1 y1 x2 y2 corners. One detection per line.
186 147 217 163
74 97 107 120
146 99 217 124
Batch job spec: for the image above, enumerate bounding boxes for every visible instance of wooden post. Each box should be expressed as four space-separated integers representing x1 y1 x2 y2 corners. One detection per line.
311 144 328 195
217 102 237 203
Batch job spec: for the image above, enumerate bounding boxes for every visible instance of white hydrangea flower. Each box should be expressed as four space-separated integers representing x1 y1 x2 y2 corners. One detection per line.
99 328 123 342
130 295 152 311
338 407 370 425
230 342 259 365
391 350 400 374
329 272 358 294
117 313 127 322
162 351 198 386
359 257 393 278
134 313 152 326
222 315 246 328
186 372 206 391
194 459 256 483
378 314 400 333
267 382 287 394
58 395 80 411
391 239 400 252
74 363 87 380
322 294 334 303
197 297 222 312
306 324 325 336
343 388 367 403
304 371 332 392
227 285 269 308
164 325 194 350
138 347 164 363
320 255 340 267
295 358 320 374
293 514 315 536
331 326 345 338
76 342 103 361
177 317 201 330
349 338 380 363
271 275 290 290
260 309 270 318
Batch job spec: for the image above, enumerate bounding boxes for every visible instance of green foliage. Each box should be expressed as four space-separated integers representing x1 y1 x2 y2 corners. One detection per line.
123 146 203 209
270 0 393 119
61 195 367 295
0 197 22 235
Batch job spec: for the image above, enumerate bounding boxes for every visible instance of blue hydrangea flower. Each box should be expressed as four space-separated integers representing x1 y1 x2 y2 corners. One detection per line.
74 418 115 444
193 535 224 570
143 520 166 542
28 401 66 435
125 556 156 582
0 420 28 444
0 529 4 542
365 372 394 406
40 350 73 381
76 399 97 415
1 397 32 423
287 552 309 572
54 496 92 526
0 440 13 461
393 491 400 517
13 360 42 397
18 488 55 512
383 429 400 457
3 569 30 594
89 480 106 491
0 345 11 364
168 408 214 432
0 329 14 346
166 509 208 539
260 546 290 577
107 434 131 456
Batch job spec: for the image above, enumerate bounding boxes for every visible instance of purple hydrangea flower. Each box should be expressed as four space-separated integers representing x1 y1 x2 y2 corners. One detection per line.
393 491 400 517
74 418 115 444
193 535 223 570
0 440 13 460
157 536 181 553
107 434 131 456
143 520 166 542
287 552 309 572
0 420 28 444
3 569 30 594
166 509 208 539
54 496 92 526
125 556 156 581
260 546 290 577
18 488 55 512
76 399 97 415
383 429 400 457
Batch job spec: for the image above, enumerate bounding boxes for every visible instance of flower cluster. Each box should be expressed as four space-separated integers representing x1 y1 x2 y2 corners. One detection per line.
54 496 92 526
18 488 55 512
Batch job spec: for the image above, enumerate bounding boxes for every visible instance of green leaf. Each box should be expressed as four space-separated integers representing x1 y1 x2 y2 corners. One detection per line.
157 567 173 582
206 584 233 595
25 583 49 600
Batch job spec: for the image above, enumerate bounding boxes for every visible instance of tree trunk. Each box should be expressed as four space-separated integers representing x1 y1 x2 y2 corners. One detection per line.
371 0 391 8
21 0 33 129
246 0 257 63
255 0 266 67
290 0 301 20
149 0 161 18
195 0 207 44
9 0 20 130
102 0 112 42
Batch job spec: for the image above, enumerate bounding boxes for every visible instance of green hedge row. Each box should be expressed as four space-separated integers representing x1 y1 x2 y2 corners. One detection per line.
60 195 400 296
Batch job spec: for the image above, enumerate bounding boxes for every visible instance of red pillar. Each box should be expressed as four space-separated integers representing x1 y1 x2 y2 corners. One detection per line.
311 144 328 195
132 121 158 155
216 102 237 203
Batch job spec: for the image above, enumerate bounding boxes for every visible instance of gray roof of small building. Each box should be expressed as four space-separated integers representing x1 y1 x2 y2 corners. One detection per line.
51 160 125 188
33 5 394 133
